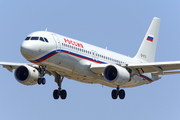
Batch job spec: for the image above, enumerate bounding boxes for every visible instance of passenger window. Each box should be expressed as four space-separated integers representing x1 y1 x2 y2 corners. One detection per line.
25 37 30 40
31 37 39 40
40 37 45 42
44 38 49 42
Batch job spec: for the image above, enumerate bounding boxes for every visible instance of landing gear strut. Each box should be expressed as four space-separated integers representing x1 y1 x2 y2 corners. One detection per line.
53 72 67 100
38 66 46 85
111 85 125 100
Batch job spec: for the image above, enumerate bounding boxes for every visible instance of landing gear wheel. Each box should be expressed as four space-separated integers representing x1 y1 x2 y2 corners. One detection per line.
111 85 126 100
38 78 42 85
41 78 46 85
53 89 59 100
111 89 118 99
60 90 67 100
119 89 125 99
53 89 67 100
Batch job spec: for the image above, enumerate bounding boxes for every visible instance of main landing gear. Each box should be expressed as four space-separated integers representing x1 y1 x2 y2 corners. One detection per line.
111 85 125 100
37 66 124 100
53 73 67 100
38 66 46 85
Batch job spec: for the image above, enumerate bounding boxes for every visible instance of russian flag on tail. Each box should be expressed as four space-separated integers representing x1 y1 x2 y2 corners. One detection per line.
146 36 154 42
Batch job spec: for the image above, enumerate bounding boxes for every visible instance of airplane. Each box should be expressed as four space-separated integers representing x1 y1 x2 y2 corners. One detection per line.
1 17 180 100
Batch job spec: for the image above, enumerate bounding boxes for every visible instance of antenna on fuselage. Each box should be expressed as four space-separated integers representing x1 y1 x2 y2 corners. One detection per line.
45 28 48 31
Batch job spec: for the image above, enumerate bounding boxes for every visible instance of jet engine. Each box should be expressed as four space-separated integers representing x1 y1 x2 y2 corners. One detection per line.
14 65 40 85
103 65 130 84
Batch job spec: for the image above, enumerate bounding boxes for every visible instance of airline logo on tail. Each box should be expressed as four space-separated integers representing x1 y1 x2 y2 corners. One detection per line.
146 36 154 42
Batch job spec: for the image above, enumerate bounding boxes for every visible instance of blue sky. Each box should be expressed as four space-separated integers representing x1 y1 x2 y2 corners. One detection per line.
0 1 180 120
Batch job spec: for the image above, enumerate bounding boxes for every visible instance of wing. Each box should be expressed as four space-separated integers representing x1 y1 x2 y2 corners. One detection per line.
90 64 109 74
127 61 180 75
90 61 180 76
0 62 39 72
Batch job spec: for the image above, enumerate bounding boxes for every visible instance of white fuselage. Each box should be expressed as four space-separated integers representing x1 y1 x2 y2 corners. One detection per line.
21 31 161 88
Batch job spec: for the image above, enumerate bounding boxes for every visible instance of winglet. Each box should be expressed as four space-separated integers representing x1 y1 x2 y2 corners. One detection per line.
134 17 161 62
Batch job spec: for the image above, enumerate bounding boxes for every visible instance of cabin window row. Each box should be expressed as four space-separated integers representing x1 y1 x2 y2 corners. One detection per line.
62 43 91 54
62 43 126 64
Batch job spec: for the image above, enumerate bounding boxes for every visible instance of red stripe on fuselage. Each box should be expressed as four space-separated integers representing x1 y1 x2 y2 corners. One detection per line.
32 52 58 63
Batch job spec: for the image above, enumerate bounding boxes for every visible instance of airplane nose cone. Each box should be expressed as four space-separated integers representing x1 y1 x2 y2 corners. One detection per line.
21 41 35 60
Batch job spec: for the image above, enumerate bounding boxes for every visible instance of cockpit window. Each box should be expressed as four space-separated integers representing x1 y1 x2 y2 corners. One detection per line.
31 37 39 40
25 37 30 40
39 37 45 42
24 36 49 43
44 38 49 42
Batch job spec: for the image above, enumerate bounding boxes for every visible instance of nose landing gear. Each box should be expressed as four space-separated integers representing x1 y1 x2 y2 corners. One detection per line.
38 66 46 85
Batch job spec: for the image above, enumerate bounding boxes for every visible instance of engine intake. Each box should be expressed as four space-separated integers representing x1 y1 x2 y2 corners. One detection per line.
14 65 39 85
103 65 130 84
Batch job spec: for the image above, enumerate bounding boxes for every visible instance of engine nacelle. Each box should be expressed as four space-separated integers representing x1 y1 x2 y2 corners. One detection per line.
14 65 40 85
103 65 130 84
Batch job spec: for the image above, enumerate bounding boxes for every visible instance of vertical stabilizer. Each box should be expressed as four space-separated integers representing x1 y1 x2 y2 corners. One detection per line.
134 17 161 62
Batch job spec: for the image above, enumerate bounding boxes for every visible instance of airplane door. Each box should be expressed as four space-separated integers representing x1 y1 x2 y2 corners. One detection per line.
52 34 61 51
91 50 98 61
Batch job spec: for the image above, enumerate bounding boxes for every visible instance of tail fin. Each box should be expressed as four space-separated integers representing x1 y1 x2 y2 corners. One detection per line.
134 17 161 63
